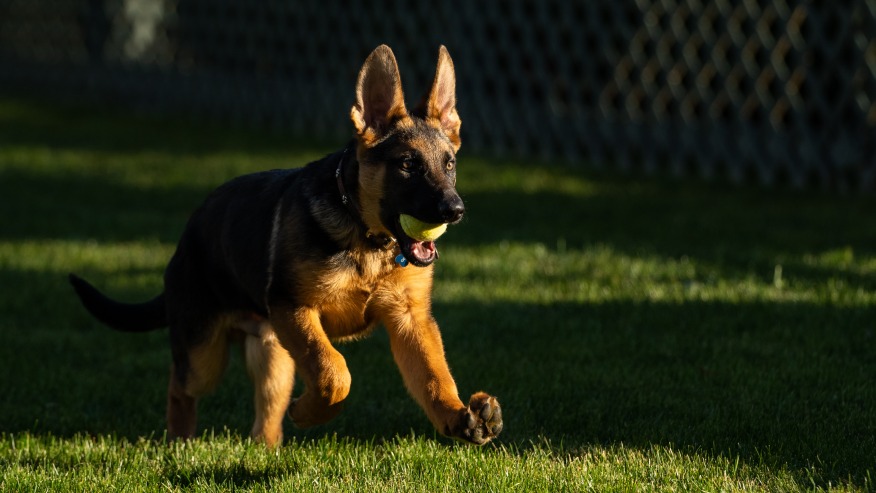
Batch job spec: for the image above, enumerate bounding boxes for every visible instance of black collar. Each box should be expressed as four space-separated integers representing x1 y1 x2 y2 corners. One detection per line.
334 147 397 251
335 147 353 208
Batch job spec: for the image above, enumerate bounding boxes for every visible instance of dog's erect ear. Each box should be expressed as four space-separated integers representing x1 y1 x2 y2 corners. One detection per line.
415 45 461 151
351 45 408 146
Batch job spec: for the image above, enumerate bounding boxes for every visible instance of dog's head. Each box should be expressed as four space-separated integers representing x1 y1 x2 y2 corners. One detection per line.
350 45 463 267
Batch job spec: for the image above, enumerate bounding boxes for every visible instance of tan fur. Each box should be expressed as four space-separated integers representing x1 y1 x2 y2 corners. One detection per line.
182 317 233 397
245 328 294 446
269 304 352 428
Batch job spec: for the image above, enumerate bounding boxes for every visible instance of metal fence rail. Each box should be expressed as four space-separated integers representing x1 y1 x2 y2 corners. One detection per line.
1 0 874 190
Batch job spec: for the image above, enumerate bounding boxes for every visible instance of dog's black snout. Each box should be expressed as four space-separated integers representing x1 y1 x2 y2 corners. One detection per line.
440 194 465 223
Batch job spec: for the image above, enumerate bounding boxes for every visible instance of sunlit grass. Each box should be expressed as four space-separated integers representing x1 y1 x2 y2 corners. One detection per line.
0 433 829 492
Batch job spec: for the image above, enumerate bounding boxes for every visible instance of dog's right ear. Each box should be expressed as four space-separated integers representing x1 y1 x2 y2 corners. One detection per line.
351 45 408 146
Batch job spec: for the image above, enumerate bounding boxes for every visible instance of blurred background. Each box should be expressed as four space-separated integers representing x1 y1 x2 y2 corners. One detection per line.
1 0 874 191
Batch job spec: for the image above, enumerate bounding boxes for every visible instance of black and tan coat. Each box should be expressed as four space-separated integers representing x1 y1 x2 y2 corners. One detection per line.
70 45 503 447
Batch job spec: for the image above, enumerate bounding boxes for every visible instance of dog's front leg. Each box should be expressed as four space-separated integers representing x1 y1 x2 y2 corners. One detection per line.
383 307 503 445
270 305 351 428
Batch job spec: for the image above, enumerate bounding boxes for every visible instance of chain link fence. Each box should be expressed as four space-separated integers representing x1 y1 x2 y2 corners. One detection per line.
1 0 874 191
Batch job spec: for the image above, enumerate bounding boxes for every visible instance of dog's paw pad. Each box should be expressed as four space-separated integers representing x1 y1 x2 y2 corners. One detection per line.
452 392 503 445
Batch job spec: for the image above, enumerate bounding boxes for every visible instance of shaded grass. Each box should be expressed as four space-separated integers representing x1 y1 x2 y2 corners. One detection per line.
0 97 874 491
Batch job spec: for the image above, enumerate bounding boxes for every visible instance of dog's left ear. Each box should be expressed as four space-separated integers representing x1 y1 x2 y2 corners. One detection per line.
415 46 461 151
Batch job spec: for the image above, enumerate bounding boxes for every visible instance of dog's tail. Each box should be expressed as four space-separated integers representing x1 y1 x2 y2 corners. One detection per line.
68 274 167 332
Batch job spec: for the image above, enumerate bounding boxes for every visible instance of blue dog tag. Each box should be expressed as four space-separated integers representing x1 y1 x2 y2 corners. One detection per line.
395 254 409 267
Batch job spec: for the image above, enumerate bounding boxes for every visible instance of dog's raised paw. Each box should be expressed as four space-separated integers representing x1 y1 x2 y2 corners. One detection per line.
452 392 503 445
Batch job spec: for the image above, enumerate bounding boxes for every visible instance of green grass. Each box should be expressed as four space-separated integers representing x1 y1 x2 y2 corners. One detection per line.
1 97 874 491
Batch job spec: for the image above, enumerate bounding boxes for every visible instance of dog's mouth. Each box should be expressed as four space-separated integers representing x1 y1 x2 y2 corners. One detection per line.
394 220 439 267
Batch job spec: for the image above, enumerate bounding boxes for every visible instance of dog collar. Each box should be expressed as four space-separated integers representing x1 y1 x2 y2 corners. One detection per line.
335 147 398 252
335 147 352 207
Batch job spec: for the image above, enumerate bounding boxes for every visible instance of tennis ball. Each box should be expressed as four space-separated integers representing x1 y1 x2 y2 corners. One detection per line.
399 214 447 241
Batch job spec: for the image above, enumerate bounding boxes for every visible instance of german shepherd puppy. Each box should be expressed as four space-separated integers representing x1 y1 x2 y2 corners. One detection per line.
69 45 503 447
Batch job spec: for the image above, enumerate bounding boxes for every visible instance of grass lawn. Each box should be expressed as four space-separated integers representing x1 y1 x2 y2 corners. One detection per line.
0 97 874 491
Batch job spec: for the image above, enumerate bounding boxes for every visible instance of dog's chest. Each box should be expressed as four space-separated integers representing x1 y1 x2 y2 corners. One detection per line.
309 252 398 340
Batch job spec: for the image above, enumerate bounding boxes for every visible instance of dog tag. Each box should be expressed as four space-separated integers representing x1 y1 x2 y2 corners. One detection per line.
395 254 408 267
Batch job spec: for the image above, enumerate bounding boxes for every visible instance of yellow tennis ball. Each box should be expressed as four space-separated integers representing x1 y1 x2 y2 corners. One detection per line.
399 214 448 241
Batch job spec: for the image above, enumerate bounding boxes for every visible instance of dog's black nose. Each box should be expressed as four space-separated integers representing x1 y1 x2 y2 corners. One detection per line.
440 194 465 223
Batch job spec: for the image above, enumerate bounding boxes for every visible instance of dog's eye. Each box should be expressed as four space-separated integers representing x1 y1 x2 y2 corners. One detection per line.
399 159 417 172
445 159 456 171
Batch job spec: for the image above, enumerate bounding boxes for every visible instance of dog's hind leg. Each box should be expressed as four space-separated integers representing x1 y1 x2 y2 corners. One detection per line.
244 326 294 447
166 320 231 441
166 362 198 440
